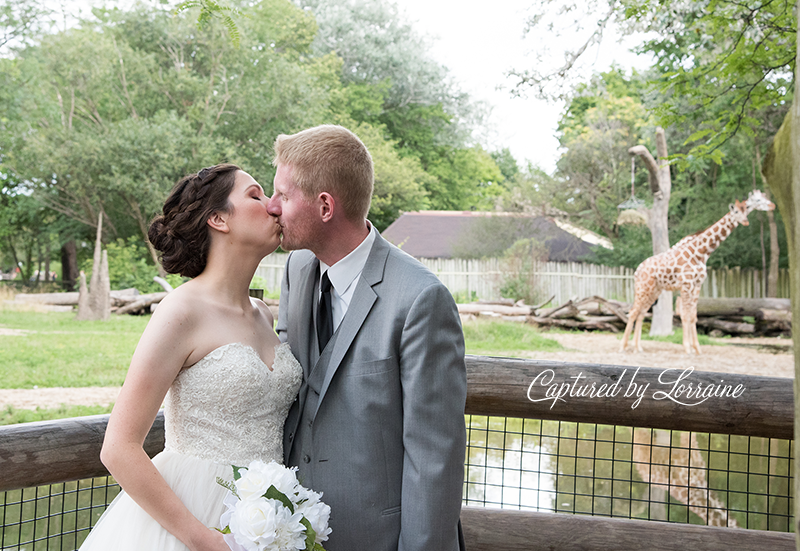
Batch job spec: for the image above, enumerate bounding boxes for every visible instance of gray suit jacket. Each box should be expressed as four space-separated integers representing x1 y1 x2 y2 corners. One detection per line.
278 233 466 551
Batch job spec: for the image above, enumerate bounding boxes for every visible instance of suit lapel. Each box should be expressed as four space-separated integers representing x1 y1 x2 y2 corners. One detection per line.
293 256 319 378
312 235 391 419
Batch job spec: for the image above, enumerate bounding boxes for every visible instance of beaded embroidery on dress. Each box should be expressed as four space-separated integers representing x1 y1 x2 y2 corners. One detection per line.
79 342 302 551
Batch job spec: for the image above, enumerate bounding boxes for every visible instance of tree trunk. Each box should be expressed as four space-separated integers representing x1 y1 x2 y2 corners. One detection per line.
60 240 78 291
629 127 673 336
757 146 781 297
760 18 800 543
44 239 51 282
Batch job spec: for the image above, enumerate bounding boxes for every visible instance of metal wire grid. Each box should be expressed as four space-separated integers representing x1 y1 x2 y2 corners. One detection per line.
463 415 794 531
0 418 793 548
1 477 120 550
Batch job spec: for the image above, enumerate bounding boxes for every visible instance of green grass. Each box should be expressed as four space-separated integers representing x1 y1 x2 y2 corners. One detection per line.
462 319 565 355
0 310 149 388
636 325 718 346
1 404 114 425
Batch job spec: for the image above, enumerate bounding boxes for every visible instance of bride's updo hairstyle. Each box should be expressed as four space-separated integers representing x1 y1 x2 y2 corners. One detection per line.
149 163 241 278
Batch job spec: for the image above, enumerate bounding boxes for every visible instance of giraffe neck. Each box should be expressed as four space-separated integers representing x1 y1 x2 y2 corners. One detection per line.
684 213 739 261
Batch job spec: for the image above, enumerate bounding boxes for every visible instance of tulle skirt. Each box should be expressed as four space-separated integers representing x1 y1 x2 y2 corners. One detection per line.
79 450 234 551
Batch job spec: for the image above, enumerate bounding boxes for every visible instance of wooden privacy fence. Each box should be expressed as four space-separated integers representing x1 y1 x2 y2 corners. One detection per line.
0 357 795 550
256 254 792 303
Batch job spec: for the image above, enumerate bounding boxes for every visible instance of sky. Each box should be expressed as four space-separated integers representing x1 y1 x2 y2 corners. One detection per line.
391 0 653 173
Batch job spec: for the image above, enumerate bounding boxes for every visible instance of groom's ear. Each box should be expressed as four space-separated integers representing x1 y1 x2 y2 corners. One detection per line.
318 192 335 223
207 211 230 233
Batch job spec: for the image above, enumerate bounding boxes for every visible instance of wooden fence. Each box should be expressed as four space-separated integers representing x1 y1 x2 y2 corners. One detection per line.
256 254 791 304
0 357 794 550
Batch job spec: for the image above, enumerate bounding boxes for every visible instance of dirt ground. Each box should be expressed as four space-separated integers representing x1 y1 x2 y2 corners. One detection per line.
516 332 794 378
0 330 793 411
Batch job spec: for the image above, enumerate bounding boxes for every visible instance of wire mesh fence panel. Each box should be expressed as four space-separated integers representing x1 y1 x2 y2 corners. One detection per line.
1 477 120 550
462 415 794 532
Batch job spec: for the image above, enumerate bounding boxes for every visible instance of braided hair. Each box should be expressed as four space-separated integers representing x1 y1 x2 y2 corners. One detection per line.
149 164 240 277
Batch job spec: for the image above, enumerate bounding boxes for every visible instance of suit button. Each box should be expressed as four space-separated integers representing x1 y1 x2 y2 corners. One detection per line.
288 432 294 442
303 454 311 464
307 419 313 428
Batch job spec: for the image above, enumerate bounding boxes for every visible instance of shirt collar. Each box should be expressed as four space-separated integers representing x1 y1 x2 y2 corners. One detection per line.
320 224 377 294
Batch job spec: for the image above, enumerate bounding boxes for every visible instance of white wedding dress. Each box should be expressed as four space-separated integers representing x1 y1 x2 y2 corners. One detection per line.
79 342 302 551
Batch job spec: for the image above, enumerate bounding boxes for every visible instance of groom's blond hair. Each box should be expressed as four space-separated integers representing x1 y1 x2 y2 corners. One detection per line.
273 125 374 222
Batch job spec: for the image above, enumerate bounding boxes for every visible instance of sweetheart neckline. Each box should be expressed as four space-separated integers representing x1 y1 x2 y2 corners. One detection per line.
193 342 287 371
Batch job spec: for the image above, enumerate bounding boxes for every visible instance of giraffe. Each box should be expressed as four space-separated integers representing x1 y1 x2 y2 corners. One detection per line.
631 429 738 527
619 190 775 354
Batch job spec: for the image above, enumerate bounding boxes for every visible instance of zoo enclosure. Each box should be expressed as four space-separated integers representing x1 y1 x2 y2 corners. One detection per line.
256 254 792 304
0 357 794 550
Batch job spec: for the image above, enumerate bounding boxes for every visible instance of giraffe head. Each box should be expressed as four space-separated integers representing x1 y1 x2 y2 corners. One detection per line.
746 190 776 213
729 200 749 226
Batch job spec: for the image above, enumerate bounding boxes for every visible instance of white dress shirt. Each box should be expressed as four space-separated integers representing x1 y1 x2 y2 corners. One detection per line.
319 224 377 332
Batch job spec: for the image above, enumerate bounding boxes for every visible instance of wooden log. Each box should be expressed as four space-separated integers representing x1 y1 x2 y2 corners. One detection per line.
476 298 516 306
756 320 792 334
14 289 139 306
457 303 532 316
465 356 793 439
460 507 794 551
696 317 756 334
0 413 164 492
695 297 791 317
756 308 792 322
114 292 168 315
528 316 623 331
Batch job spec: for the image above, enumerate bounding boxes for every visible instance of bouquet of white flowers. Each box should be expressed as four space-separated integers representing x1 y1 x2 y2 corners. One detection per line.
216 460 331 551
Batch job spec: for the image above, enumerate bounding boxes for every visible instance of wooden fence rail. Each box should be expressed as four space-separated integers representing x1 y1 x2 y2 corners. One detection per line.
256 254 792 303
0 356 795 550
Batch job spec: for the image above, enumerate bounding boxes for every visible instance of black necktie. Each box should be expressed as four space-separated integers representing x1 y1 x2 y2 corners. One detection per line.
317 271 333 353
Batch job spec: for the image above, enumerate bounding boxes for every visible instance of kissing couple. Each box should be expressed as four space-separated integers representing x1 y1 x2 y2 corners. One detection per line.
78 125 468 551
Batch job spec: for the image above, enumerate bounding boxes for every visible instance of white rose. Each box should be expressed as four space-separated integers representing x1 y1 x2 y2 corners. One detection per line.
236 461 299 501
296 492 332 543
228 497 279 551
272 507 307 551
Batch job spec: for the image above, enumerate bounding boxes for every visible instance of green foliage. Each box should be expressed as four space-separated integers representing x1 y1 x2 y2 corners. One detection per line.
462 319 565 354
497 238 548 304
450 289 478 304
82 237 184 293
588 225 653 269
452 215 547 260
1 403 113 426
628 0 794 161
175 0 243 47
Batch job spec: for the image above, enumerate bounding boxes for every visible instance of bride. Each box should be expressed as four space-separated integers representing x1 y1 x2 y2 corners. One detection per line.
79 164 302 551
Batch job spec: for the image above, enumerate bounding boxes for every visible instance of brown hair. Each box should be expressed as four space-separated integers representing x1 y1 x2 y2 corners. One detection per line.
273 125 373 221
148 164 240 277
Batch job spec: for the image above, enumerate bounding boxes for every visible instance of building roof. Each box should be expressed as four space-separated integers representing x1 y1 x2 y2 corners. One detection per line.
381 211 611 260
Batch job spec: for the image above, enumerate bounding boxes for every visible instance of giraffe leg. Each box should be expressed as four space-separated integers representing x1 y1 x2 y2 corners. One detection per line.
678 293 693 354
620 306 640 352
683 285 702 355
634 312 650 353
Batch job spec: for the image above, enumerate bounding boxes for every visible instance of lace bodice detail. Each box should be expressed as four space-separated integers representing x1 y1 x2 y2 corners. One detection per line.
163 342 301 465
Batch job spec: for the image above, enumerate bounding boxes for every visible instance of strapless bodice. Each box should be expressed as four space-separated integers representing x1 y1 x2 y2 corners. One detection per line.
163 342 301 465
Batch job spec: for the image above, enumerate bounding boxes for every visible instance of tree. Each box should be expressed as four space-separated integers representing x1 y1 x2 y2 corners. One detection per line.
3 0 341 273
628 128 673 336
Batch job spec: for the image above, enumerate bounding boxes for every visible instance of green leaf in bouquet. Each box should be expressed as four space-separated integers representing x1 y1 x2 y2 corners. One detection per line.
299 518 327 551
215 476 239 498
231 465 246 481
214 526 232 534
264 485 294 513
300 517 316 549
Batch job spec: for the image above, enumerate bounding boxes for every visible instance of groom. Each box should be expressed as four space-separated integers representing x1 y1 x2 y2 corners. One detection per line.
268 124 467 551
